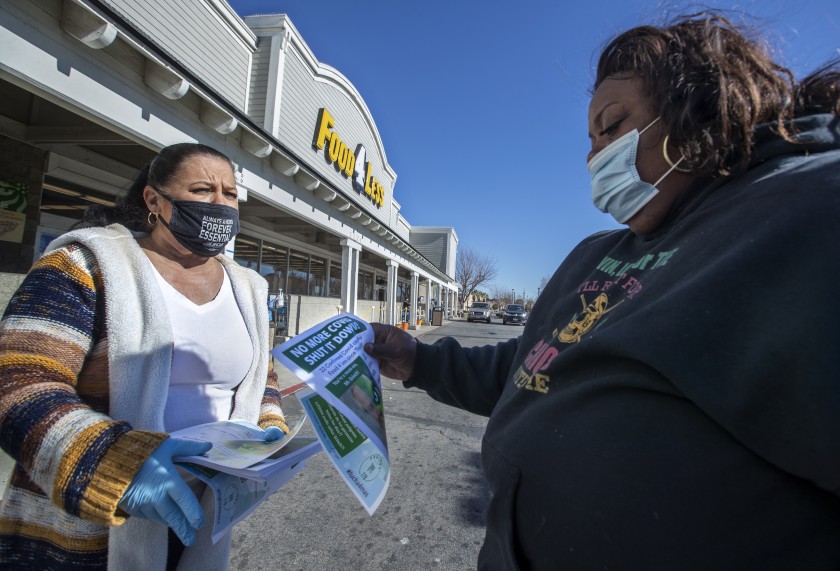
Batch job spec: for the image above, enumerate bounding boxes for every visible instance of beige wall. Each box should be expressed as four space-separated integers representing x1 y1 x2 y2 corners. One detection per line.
0 273 26 494
281 294 345 340
355 299 387 325
0 272 26 316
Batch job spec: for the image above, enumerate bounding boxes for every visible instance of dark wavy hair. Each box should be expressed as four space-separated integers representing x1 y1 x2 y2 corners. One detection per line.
594 11 840 176
79 143 234 231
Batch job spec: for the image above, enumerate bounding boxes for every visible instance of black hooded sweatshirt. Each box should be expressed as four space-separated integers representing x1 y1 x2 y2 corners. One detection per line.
408 114 840 570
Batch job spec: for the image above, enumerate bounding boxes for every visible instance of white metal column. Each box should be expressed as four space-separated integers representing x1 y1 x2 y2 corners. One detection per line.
410 271 419 327
385 259 400 325
340 238 361 316
425 276 433 323
443 286 451 316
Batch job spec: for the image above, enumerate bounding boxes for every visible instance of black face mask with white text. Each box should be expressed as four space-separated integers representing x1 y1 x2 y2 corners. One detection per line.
154 189 240 257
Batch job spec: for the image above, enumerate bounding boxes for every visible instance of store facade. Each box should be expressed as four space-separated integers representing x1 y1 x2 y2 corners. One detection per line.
0 0 459 336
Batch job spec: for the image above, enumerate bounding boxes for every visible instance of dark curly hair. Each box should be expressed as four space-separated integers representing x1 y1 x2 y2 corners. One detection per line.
78 142 235 231
594 11 840 176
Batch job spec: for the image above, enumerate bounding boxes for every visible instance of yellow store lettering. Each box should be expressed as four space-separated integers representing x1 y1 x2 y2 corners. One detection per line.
312 107 383 208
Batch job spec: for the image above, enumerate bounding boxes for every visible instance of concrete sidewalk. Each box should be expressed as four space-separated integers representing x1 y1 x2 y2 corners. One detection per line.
274 321 441 396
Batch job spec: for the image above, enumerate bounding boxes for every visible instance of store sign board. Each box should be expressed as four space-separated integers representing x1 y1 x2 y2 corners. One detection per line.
312 108 384 208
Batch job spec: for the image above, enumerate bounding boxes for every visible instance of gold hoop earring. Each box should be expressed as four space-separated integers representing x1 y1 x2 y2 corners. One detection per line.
147 212 159 227
662 135 691 173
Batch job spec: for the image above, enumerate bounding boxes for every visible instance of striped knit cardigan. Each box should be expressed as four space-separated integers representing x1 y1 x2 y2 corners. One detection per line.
0 225 287 570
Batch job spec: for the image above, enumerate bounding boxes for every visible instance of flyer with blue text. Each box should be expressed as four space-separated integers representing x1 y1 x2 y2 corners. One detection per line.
272 313 389 514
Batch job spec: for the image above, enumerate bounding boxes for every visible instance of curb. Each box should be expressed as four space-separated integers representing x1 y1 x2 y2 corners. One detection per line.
279 382 307 397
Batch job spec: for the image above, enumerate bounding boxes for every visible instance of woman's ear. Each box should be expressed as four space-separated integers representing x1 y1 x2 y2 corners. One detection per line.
142 185 161 213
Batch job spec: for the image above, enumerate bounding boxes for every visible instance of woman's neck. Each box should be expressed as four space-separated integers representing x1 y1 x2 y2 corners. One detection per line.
137 232 214 271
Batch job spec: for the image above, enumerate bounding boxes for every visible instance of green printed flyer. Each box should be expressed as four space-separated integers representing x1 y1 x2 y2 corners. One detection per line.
273 313 390 514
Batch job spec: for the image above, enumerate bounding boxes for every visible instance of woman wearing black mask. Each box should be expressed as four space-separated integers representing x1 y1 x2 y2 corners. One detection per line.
0 143 288 570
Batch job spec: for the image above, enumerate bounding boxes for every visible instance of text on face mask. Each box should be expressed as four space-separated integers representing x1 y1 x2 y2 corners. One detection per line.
198 216 234 243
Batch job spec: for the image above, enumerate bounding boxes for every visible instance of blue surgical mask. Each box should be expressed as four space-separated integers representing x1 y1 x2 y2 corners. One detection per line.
587 117 683 224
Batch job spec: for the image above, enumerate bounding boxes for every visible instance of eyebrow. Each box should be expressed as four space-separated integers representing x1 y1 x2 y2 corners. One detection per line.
189 180 237 190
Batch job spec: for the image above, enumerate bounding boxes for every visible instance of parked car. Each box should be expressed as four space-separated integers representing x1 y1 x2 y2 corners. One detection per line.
467 301 493 323
502 303 528 325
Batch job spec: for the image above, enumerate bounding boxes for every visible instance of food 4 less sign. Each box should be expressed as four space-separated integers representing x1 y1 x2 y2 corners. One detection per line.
312 108 384 208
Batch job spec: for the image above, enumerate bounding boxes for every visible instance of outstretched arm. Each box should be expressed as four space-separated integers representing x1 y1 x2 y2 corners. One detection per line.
364 322 418 381
364 323 519 417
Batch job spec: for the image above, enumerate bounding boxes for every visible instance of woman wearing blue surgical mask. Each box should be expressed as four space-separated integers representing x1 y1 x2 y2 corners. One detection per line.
365 11 840 570
586 80 696 234
0 143 288 570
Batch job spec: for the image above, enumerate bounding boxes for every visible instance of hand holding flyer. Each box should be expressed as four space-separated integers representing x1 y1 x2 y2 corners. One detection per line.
172 413 319 479
170 404 322 542
173 420 289 470
272 313 390 514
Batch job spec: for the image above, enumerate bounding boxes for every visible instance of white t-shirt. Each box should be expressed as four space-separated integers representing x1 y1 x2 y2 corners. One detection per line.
148 261 254 432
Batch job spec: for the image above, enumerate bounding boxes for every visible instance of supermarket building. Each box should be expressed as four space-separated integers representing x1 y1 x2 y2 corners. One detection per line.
0 0 459 335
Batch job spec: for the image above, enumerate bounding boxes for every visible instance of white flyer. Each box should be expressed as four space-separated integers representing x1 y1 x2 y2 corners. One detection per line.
180 460 306 544
172 413 318 478
170 404 322 541
272 313 389 514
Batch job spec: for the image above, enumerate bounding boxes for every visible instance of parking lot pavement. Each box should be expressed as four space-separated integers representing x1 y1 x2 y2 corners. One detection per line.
274 320 443 395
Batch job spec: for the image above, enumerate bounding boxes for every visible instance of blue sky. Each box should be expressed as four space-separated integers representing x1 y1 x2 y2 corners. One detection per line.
227 0 839 301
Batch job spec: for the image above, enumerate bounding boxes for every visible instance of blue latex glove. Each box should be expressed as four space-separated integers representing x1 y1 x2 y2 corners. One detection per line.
119 438 212 546
263 426 285 442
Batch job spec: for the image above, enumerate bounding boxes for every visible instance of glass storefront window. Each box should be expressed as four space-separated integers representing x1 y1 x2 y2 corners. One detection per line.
396 280 410 302
260 242 287 295
359 269 374 300
329 261 342 298
234 236 340 298
234 234 260 271
375 273 386 302
36 181 116 260
309 256 325 296
288 249 309 295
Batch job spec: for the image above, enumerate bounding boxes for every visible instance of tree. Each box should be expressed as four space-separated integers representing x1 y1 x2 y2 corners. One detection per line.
456 247 498 308
489 284 514 307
